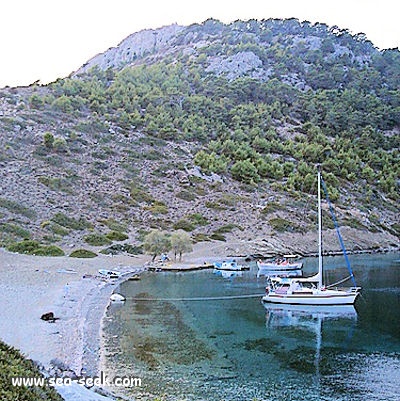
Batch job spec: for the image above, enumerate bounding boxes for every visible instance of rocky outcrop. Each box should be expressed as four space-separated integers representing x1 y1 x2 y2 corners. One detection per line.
205 51 271 80
74 24 184 75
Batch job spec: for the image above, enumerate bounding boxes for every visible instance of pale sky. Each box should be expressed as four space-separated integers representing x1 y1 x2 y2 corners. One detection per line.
1 0 399 88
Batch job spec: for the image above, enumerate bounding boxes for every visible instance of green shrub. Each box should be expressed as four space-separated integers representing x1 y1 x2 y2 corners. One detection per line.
51 212 92 230
48 223 70 236
129 185 154 204
210 232 226 241
0 223 31 239
29 93 45 109
188 213 209 226
261 201 284 214
269 217 302 233
84 233 112 246
100 243 143 255
231 159 260 183
341 217 368 230
43 131 54 149
100 218 128 232
0 197 36 219
214 224 240 234
6 240 64 256
69 249 97 258
33 245 65 256
106 231 129 241
7 240 40 254
145 201 169 214
220 194 244 207
389 223 400 236
192 233 210 243
38 176 74 193
53 137 68 153
205 201 227 211
0 340 63 401
173 219 195 232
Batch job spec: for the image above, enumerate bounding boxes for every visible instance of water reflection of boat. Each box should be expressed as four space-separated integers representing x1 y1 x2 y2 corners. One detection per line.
257 268 303 279
213 269 243 278
264 303 358 380
263 303 358 325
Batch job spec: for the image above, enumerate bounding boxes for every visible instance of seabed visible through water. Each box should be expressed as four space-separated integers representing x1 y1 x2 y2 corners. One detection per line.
102 253 400 401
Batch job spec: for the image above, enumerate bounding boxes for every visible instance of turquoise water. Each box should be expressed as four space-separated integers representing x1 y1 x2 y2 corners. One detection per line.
103 253 400 400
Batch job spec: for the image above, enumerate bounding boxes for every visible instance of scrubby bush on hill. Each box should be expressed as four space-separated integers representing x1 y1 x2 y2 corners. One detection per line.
0 340 63 401
69 249 97 258
7 240 65 256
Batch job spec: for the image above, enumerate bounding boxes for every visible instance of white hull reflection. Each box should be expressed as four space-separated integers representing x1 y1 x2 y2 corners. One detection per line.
257 269 302 279
213 269 243 278
264 302 358 382
263 302 358 321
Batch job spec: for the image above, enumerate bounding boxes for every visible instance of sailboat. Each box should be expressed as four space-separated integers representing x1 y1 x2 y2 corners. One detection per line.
262 169 361 305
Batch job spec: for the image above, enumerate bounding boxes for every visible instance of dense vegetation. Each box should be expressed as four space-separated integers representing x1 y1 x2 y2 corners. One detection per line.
27 18 399 199
0 18 399 251
0 340 62 401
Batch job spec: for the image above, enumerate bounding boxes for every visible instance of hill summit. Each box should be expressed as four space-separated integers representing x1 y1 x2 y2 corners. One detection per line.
0 18 399 257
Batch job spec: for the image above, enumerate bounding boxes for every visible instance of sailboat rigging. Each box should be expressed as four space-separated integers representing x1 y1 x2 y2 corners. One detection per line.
262 168 361 305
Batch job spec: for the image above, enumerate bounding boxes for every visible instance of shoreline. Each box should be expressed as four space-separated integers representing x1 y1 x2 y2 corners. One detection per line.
0 248 148 400
0 238 398 400
81 268 145 377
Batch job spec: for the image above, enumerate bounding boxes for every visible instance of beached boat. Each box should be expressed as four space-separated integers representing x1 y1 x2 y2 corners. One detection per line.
110 293 125 302
98 269 122 279
213 260 244 271
262 169 361 306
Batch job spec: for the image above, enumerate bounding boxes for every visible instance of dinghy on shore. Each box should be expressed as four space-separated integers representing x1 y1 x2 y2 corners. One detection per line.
110 293 125 302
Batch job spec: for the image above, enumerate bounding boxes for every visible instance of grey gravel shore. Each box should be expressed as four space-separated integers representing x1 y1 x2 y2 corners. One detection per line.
0 248 147 400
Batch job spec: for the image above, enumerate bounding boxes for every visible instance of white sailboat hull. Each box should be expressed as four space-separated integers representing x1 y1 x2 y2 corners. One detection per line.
262 289 359 305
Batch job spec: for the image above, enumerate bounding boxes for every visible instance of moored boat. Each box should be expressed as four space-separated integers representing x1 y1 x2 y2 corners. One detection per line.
262 168 361 306
213 260 244 271
257 255 303 278
257 255 302 270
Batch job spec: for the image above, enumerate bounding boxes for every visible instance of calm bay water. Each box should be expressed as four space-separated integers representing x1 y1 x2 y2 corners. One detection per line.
103 253 400 401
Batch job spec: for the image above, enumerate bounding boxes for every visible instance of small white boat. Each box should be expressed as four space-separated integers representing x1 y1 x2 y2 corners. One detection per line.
110 293 125 302
262 169 361 306
213 260 243 271
99 269 122 279
257 255 303 273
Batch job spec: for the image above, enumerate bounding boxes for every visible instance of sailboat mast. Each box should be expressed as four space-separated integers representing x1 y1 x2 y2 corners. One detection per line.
318 169 323 289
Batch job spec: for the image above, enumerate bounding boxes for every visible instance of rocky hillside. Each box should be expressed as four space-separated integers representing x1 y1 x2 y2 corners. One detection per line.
0 18 399 257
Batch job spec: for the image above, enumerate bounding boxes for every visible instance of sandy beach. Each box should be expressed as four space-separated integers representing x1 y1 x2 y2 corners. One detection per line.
0 241 231 400
0 247 151 400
